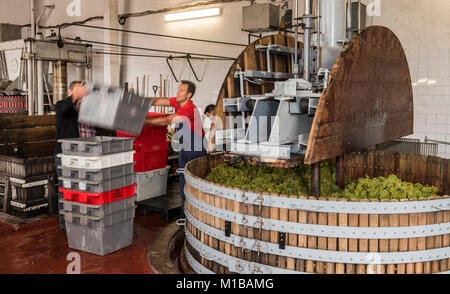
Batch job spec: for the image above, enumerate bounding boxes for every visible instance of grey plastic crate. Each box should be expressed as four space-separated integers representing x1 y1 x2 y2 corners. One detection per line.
59 174 134 193
78 85 152 135
61 208 135 256
59 136 134 156
60 196 135 217
57 163 134 181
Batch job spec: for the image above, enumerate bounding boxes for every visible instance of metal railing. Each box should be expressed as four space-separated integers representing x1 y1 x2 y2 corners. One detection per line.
369 138 438 156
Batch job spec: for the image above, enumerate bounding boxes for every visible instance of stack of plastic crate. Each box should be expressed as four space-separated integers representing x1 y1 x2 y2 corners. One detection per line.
117 112 170 202
56 136 136 256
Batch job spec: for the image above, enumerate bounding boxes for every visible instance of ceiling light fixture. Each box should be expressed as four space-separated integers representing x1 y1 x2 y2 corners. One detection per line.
165 8 221 22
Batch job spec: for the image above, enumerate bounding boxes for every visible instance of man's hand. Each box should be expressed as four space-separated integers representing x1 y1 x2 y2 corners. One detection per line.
145 114 177 127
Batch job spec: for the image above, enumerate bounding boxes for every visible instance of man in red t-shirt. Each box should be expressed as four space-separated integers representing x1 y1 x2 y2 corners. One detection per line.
145 80 206 212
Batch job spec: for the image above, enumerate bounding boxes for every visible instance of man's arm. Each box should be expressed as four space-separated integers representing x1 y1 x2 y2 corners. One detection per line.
146 98 171 107
55 97 76 117
144 114 188 127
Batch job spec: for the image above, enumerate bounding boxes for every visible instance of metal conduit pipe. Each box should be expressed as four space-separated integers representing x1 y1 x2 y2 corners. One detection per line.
302 0 312 81
36 33 44 115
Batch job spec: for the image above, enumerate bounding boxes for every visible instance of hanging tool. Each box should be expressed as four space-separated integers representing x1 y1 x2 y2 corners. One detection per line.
136 76 139 96
159 74 163 97
142 75 146 97
153 85 158 98
147 74 150 97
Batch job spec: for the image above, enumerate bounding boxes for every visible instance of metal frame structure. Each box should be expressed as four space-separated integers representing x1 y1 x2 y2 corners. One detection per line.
0 37 92 116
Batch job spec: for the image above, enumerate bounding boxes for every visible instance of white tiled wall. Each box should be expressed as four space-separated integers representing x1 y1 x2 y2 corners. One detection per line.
405 48 450 158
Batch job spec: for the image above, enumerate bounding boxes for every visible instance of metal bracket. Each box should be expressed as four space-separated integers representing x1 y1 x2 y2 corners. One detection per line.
279 232 286 250
225 221 231 237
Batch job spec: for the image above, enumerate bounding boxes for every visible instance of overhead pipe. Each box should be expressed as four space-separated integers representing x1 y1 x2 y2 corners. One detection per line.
30 0 35 38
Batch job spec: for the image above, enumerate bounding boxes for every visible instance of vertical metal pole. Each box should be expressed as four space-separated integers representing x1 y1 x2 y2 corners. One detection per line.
346 0 353 39
336 155 345 189
358 0 361 33
311 162 321 198
36 33 44 115
293 0 299 77
303 0 312 81
26 41 34 116
316 0 321 73
30 0 35 38
266 48 271 73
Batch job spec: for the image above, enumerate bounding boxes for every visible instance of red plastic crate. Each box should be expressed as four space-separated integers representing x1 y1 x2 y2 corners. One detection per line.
59 185 135 205
117 112 168 147
134 144 169 172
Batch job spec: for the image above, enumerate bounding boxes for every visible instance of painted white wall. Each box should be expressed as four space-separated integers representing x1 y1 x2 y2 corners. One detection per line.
371 0 450 158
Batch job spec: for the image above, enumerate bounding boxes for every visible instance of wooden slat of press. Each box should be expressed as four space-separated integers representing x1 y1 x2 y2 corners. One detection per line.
387 199 399 274
219 194 227 274
245 194 255 264
368 199 379 274
306 196 318 273
261 192 271 267
212 193 220 273
297 195 308 272
200 190 210 270
336 198 348 274
356 152 364 179
316 197 328 274
424 199 435 274
278 194 289 270
243 43 260 96
407 209 419 274
432 196 441 273
273 34 287 74
0 114 55 129
347 198 359 274
226 197 234 270
234 192 245 264
287 195 298 271
441 195 450 272
367 151 375 179
257 37 273 93
326 197 338 274
269 194 280 269
357 199 369 274
415 198 427 274
379 199 390 274
397 198 409 274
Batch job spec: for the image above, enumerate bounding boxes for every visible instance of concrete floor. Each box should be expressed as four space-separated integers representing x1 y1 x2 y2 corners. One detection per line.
0 213 171 274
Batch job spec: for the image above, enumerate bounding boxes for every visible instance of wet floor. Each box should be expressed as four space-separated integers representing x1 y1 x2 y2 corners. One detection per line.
0 213 171 274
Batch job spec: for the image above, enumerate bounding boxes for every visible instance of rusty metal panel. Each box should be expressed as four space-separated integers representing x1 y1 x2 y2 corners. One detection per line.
304 26 413 164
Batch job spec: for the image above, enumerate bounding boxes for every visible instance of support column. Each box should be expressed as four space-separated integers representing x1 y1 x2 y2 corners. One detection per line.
311 162 321 198
103 0 120 87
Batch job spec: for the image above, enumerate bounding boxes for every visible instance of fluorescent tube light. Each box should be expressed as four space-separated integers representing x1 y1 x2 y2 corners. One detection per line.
165 8 221 22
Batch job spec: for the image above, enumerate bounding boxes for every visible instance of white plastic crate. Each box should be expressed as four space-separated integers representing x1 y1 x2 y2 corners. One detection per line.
135 166 170 202
57 151 134 170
